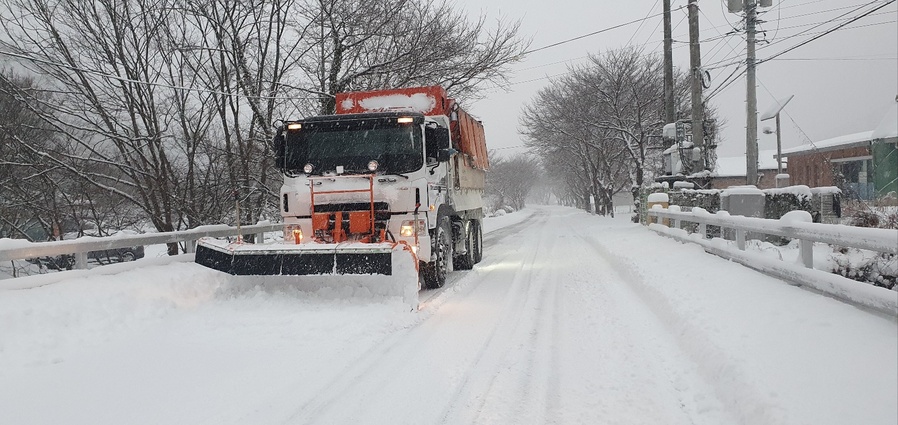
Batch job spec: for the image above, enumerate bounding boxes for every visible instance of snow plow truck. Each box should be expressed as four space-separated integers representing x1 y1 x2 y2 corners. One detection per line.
195 86 488 301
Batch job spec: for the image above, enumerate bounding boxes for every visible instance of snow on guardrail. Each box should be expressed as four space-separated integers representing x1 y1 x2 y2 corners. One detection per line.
647 206 898 317
0 223 283 266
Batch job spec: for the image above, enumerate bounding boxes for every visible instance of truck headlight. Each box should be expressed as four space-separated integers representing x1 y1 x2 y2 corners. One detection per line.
400 219 426 237
284 224 303 243
367 160 379 171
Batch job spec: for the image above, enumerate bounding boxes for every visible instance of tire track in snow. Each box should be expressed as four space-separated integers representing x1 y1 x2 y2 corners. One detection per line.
432 209 557 423
274 210 551 424
455 214 562 424
567 218 747 425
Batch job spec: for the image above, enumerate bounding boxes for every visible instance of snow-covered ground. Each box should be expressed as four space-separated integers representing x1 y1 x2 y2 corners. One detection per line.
1 205 895 424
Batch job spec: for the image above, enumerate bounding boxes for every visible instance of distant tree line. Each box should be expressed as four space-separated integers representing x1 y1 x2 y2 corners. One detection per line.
519 47 719 216
484 152 541 212
0 0 527 251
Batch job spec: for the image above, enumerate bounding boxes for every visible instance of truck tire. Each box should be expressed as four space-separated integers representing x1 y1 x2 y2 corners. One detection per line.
423 217 453 289
472 219 483 264
454 220 475 270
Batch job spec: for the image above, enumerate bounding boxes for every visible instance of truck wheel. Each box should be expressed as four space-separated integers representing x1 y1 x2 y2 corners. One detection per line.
424 217 453 289
120 251 136 262
454 220 475 270
472 220 483 264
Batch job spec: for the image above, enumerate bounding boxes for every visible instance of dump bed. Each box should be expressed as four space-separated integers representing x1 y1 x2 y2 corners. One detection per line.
453 106 489 171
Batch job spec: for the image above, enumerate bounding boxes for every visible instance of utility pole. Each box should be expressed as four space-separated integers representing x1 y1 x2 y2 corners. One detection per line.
745 0 759 185
688 0 704 172
727 0 772 185
663 0 675 126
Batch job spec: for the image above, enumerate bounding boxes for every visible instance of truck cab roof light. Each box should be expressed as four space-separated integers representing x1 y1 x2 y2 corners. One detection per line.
287 123 302 130
397 117 414 124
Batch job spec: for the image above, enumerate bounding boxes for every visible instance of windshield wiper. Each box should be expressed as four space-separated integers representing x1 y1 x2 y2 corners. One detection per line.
383 172 410 179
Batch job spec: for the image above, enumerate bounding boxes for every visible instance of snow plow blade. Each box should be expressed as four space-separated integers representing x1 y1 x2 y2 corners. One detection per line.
193 238 420 309
195 242 393 276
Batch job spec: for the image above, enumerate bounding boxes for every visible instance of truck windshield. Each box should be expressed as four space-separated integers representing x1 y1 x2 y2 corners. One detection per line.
285 124 424 175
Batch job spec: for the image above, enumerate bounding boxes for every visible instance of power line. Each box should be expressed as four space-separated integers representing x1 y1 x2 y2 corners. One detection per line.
703 15 895 71
758 0 886 51
626 0 662 46
705 0 896 100
759 0 897 64
768 56 897 61
705 0 892 70
0 49 324 102
519 5 687 56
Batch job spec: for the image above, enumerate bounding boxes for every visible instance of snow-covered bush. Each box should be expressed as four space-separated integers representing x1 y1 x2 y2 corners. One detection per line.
830 248 897 291
830 207 898 290
765 187 812 220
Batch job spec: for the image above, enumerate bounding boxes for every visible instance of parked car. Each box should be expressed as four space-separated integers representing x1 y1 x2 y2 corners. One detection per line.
26 230 145 270
87 245 145 264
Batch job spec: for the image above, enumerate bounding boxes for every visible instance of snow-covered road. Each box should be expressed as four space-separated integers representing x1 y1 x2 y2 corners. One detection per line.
2 206 895 424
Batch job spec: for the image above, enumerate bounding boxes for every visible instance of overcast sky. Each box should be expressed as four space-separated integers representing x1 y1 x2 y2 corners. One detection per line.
454 0 898 160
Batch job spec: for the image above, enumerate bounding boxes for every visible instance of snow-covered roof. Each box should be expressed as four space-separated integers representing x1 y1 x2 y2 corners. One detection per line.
780 98 897 156
781 130 875 156
871 99 898 140
714 149 781 177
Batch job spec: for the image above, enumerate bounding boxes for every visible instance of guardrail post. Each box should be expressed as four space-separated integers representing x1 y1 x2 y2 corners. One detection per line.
674 218 681 229
736 229 746 251
799 239 813 268
74 252 88 270
186 239 197 254
699 223 707 239
257 232 265 244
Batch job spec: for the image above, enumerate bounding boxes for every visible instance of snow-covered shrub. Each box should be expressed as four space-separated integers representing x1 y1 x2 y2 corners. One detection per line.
830 208 898 290
764 188 812 220
849 210 881 228
830 248 897 290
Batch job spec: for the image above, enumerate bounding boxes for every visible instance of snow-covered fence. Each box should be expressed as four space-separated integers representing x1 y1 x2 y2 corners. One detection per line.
0 223 283 270
646 206 898 316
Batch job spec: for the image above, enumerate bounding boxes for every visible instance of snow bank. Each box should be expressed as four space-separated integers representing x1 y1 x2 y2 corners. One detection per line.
585 215 897 425
649 223 898 316
483 208 533 234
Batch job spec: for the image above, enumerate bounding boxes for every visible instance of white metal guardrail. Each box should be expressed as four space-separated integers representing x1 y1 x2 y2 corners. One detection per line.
0 223 283 270
646 206 898 316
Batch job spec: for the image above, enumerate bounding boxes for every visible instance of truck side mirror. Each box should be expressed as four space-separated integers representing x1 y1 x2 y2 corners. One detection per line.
272 128 286 170
437 148 452 162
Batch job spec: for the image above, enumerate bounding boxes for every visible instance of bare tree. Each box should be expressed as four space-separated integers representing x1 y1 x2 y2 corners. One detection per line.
0 0 528 251
179 0 314 229
521 79 631 216
0 71 140 240
521 47 708 215
300 0 529 114
486 152 541 211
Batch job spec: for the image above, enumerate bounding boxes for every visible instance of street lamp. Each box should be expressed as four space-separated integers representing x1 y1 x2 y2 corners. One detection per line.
760 94 794 184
